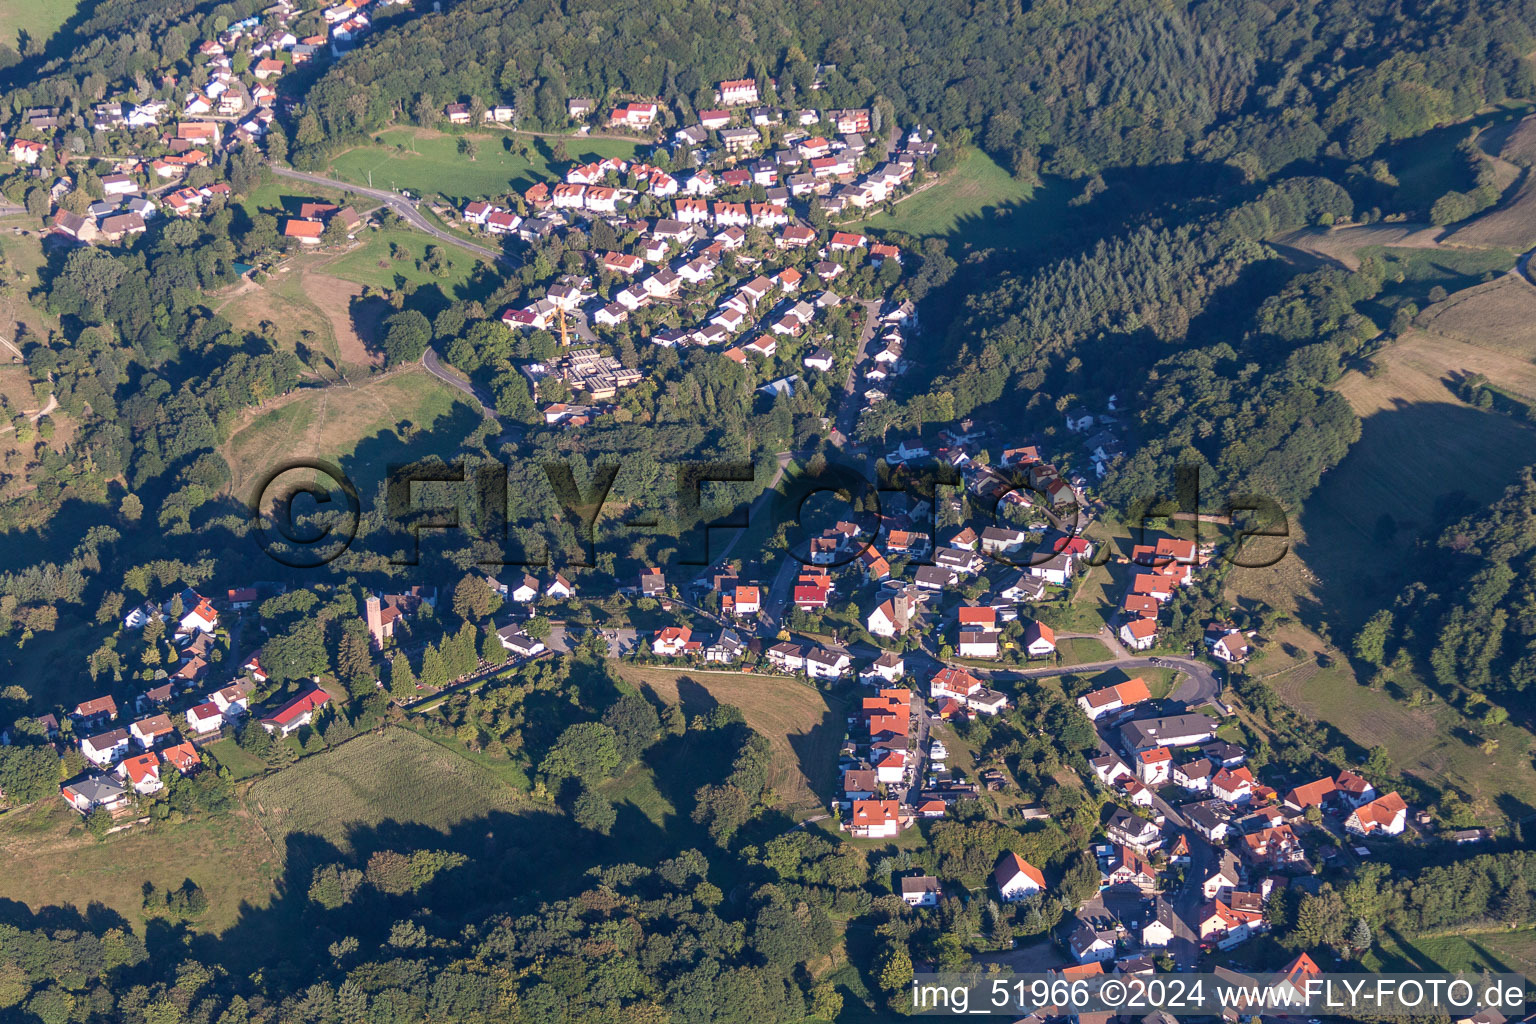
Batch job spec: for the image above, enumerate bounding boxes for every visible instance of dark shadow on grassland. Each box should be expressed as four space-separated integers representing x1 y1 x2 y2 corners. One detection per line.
189 721 753 974
1291 399 1536 638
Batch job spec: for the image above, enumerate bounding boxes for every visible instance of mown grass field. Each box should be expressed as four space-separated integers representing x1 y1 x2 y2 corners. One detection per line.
246 727 527 854
1250 624 1536 820
1273 334 1536 634
0 798 278 935
0 223 60 342
0 0 78 49
319 226 490 294
220 365 478 500
856 147 1056 252
327 128 643 201
612 663 842 815
1056 636 1113 666
1368 927 1536 974
205 737 269 781
236 178 350 223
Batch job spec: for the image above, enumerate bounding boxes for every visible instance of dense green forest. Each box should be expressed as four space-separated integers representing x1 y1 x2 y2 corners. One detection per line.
287 0 1536 186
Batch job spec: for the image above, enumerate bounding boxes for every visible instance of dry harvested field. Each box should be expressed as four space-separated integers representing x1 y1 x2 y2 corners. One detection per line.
232 264 388 376
1446 114 1536 249
1289 348 1536 620
247 727 526 855
1416 275 1536 367
302 272 388 368
613 663 841 814
1277 224 1448 269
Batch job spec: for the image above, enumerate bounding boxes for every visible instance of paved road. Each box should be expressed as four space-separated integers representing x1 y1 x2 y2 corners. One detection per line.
270 165 518 266
421 347 500 420
930 653 1221 708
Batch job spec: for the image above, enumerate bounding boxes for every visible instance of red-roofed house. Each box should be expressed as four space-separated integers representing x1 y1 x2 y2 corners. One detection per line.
1346 791 1408 837
995 852 1046 901
117 752 163 795
260 688 330 736
848 799 902 838
1077 678 1152 720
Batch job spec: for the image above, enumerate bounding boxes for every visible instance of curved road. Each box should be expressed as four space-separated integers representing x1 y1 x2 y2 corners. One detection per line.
270 165 517 266
420 348 499 420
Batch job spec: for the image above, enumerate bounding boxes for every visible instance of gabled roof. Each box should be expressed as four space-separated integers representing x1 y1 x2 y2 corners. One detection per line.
994 851 1046 890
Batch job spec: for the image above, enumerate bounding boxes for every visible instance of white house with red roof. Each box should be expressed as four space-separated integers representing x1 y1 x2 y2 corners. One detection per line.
117 752 164 795
1345 791 1408 837
994 852 1046 901
187 702 224 735
260 688 330 736
848 799 902 838
1120 617 1158 651
1137 746 1173 786
1077 678 1152 720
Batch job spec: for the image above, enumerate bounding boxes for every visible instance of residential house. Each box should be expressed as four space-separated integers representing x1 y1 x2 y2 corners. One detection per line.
129 715 174 750
841 768 877 804
1105 807 1163 852
1069 924 1117 963
870 651 905 683
875 748 907 785
1173 759 1215 793
995 851 1046 901
73 696 118 729
1137 747 1172 786
1202 851 1243 900
652 627 698 658
1120 618 1158 651
705 628 744 664
1102 846 1158 892
259 687 330 736
900 875 942 908
1335 769 1377 807
958 627 1000 659
1346 791 1408 837
1241 825 1309 871
848 798 902 838
187 702 223 736
1077 678 1152 720
1023 621 1056 658
980 526 1028 558
1120 715 1216 752
82 729 131 766
117 753 163 795
1141 898 1179 947
60 775 129 814
1209 629 1251 663
806 647 851 680
1186 803 1231 844
1212 766 1256 805
1283 776 1338 813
